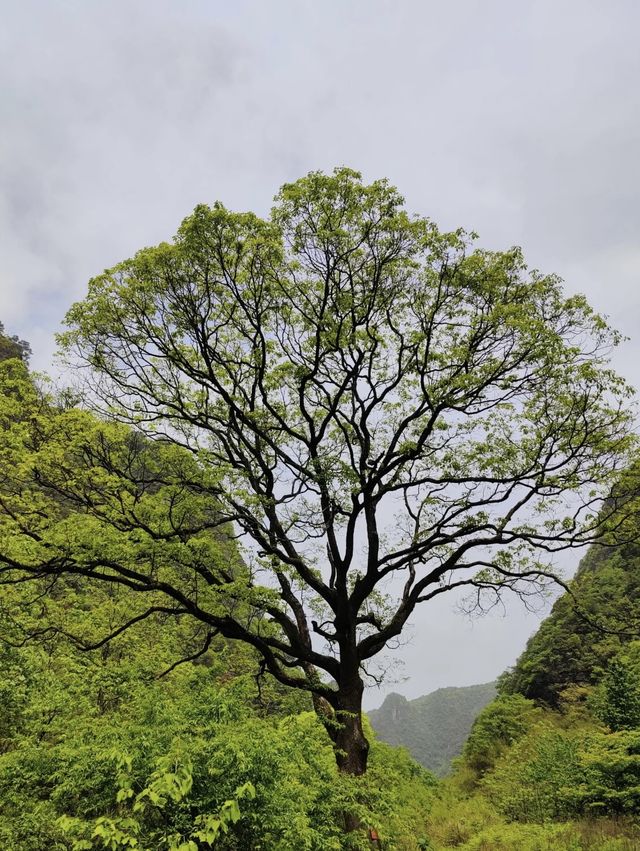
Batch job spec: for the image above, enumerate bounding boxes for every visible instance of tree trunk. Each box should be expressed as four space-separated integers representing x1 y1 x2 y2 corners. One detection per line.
321 679 370 832
309 671 369 776
333 690 369 776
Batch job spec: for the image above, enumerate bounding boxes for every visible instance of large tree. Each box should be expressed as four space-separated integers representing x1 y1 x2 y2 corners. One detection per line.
0 169 636 780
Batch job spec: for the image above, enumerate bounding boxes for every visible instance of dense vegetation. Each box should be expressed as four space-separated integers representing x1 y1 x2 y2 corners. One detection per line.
369 683 496 777
499 541 640 707
5 527 640 851
0 577 438 850
422 540 640 849
5 496 640 849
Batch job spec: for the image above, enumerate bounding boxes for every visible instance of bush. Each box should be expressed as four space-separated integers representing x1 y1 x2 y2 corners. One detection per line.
592 655 640 732
572 730 640 814
462 695 541 777
482 722 585 821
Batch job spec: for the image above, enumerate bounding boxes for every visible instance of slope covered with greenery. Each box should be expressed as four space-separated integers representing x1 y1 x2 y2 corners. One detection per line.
424 534 640 850
499 540 640 707
0 578 438 851
369 683 496 776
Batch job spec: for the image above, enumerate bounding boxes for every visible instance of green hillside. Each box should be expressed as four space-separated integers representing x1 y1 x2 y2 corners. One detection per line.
369 683 497 776
499 539 640 707
424 534 640 850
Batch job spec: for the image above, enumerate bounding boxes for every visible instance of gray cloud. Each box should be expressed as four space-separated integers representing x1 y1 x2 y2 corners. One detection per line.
2 0 639 703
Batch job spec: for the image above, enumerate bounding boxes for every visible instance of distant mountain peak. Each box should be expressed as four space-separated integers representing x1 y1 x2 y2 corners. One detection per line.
369 681 497 776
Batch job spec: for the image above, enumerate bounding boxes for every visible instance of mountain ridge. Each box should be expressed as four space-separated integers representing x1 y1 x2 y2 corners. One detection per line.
369 681 497 776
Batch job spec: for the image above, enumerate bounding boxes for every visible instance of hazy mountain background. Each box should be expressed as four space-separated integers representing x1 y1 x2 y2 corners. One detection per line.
369 682 497 776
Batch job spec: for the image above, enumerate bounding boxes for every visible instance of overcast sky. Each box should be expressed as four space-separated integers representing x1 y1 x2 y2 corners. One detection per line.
2 0 639 707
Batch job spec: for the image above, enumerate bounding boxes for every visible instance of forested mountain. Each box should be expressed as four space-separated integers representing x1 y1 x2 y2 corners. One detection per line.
369 683 496 776
424 534 640 850
499 540 640 706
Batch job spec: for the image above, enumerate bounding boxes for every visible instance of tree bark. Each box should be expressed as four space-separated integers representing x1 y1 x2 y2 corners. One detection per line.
333 692 369 777
322 677 370 832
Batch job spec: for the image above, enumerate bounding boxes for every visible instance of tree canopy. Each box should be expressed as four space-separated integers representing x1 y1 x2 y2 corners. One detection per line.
0 168 636 778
